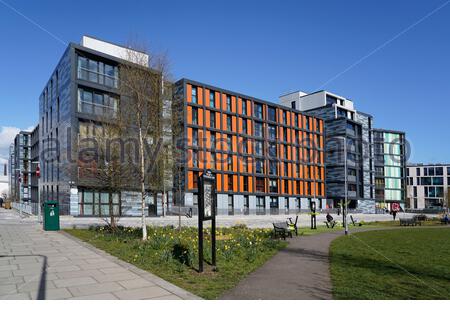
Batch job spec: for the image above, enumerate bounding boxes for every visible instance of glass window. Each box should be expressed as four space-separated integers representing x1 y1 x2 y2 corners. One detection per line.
192 129 198 146
227 116 232 131
269 179 278 193
210 134 216 149
255 122 263 137
256 178 265 192
270 197 278 208
210 91 215 107
210 111 215 128
242 120 247 134
254 104 263 119
192 108 198 125
256 196 265 209
269 161 277 175
242 99 247 115
268 125 277 140
191 86 197 104
268 143 277 158
255 141 263 156
226 95 231 111
256 159 264 174
77 56 118 88
268 107 276 122
435 167 443 176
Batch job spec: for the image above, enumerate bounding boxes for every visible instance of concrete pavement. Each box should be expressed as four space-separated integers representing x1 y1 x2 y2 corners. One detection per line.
0 208 199 300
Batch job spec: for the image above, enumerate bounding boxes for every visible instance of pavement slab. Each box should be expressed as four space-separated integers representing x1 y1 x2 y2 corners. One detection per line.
0 208 199 300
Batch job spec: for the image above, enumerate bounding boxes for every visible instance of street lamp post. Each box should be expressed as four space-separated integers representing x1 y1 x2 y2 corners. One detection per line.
336 136 348 235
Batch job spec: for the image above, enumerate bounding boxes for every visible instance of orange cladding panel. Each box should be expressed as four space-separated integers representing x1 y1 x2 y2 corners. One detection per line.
186 84 192 103
188 171 193 189
187 106 192 125
198 87 203 105
204 89 210 106
216 174 222 192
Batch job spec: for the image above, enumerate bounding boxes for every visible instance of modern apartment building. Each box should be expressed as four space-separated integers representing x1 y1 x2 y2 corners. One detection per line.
38 36 169 216
8 144 15 200
30 125 40 215
0 162 8 198
173 79 326 214
280 90 375 213
406 164 450 210
10 131 32 205
373 129 407 212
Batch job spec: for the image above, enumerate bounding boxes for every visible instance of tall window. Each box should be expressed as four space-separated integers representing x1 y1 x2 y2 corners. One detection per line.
210 111 215 128
210 134 216 149
268 125 277 140
192 129 198 146
227 116 232 131
256 178 265 192
242 120 248 134
255 141 263 156
256 196 265 209
77 56 118 88
256 159 264 174
269 179 278 193
192 86 197 104
242 99 247 115
268 107 276 122
226 95 231 111
192 108 198 125
210 91 215 107
254 103 263 119
255 122 263 137
192 150 198 167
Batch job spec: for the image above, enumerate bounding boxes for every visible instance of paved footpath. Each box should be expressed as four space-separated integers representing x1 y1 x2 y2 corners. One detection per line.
220 230 344 300
0 208 199 300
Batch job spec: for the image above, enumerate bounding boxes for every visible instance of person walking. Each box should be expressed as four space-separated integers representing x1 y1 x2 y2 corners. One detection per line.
0 197 3 208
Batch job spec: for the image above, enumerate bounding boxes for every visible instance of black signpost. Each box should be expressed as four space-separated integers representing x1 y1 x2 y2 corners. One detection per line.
198 170 217 273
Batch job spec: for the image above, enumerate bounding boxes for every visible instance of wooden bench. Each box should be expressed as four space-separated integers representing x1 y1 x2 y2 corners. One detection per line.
273 222 292 240
399 216 420 226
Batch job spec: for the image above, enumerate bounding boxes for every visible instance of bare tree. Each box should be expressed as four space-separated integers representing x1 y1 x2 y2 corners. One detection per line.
76 119 130 229
118 43 170 241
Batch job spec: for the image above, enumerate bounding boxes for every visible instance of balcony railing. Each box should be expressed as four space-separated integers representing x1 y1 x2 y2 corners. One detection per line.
78 102 117 118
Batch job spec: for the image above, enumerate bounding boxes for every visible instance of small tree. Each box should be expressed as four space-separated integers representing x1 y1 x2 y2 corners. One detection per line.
118 43 170 241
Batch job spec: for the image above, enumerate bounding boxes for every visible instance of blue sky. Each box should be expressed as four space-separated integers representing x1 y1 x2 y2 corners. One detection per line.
0 0 449 164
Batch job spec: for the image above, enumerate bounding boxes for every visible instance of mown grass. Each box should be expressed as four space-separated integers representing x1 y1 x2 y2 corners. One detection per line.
330 227 450 299
66 225 286 299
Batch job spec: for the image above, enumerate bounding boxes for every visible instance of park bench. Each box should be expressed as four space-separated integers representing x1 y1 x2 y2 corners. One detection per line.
399 216 421 226
287 216 299 236
273 222 292 240
350 215 362 227
324 219 336 228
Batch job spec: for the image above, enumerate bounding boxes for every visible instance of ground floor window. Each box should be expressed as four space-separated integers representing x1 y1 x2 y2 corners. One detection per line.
270 196 278 208
256 196 265 210
78 189 120 216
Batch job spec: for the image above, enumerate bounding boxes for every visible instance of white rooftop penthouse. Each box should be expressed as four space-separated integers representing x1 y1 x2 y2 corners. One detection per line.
279 90 355 112
81 35 149 67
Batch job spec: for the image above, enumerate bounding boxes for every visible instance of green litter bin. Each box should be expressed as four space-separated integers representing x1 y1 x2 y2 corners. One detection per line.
43 201 60 231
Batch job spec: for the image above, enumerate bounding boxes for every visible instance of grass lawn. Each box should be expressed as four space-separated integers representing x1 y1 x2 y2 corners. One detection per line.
66 225 286 299
330 227 450 299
